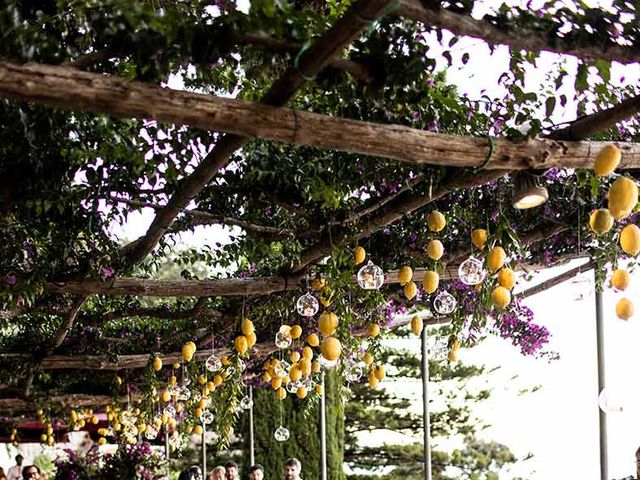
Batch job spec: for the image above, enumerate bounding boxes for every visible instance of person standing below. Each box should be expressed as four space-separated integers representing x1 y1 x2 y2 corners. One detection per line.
248 465 264 480
225 462 239 480
7 455 23 480
20 466 40 480
283 458 302 480
618 446 640 480
208 466 226 480
0 466 8 480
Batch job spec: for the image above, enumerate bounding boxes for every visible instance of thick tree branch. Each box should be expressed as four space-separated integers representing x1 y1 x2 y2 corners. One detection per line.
397 0 640 64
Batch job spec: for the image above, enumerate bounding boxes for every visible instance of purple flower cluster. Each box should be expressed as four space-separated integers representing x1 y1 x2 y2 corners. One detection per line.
494 301 551 356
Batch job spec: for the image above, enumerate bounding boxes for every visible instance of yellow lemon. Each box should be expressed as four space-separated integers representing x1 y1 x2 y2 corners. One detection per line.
368 371 379 389
290 351 301 363
363 352 374 365
315 385 324 396
616 298 634 320
497 267 516 290
426 240 444 261
98 437 106 446
398 265 413 286
609 176 638 220
152 355 162 372
318 312 338 336
427 210 446 232
172 363 180 370
486 246 506 273
234 335 248 355
213 374 223 386
246 332 257 348
169 375 177 387
195 407 203 418
448 339 460 361
306 333 320 347
422 270 439 294
271 377 282 390
611 269 630 290
300 358 312 376
276 387 287 400
296 387 308 399
262 372 272 383
374 365 385 381
620 224 640 256
182 342 196 362
404 281 417 300
492 286 511 309
301 346 313 360
311 360 321 373
354 246 366 265
367 324 380 338
289 364 303 382
241 317 254 336
410 315 423 336
321 336 342 361
311 278 326 291
471 229 488 250
594 145 621 176
290 325 303 339
589 208 614 234
193 425 203 436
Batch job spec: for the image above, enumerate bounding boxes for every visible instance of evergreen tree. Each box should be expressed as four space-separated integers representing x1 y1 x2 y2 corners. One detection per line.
344 338 525 480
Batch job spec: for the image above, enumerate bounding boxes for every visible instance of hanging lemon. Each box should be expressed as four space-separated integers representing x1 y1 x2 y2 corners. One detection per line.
368 371 379 389
246 332 257 348
492 286 511 309
609 176 638 220
289 364 302 382
290 325 303 339
367 324 380 338
374 365 385 380
271 377 282 390
306 333 320 347
611 269 630 290
422 270 439 294
311 278 326 291
315 384 324 396
152 355 163 372
594 145 621 176
427 210 446 232
311 360 321 373
234 335 248 355
616 298 634 320
448 339 460 361
290 351 301 363
182 342 196 362
398 266 413 286
471 229 488 250
241 317 255 336
193 425 203 436
354 246 366 265
620 224 640 256
276 387 287 400
486 246 506 272
588 208 614 234
427 240 444 260
410 314 423 336
302 346 313 360
362 352 374 365
497 267 516 290
296 386 308 399
318 312 338 336
300 358 312 376
404 281 417 300
321 336 342 361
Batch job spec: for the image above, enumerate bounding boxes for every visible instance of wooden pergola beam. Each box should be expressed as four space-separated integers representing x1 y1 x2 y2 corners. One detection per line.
397 0 640 65
2 61 639 173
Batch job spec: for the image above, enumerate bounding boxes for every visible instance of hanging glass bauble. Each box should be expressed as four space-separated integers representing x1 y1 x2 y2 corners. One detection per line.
598 388 624 414
304 377 316 389
168 385 181 396
344 361 364 383
182 376 191 386
163 405 176 418
274 360 289 379
296 292 319 317
458 256 486 286
145 424 159 440
201 410 215 425
274 426 290 442
176 385 191 401
226 366 236 377
357 260 385 290
286 380 304 394
275 331 292 349
433 290 457 315
205 354 222 372
240 395 253 410
125 423 139 436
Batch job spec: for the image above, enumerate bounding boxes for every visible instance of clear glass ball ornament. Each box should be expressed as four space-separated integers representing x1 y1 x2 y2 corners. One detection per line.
240 395 253 410
182 376 191 386
176 385 191 401
296 292 319 317
274 360 290 378
163 405 176 418
145 424 159 440
226 366 236 377
205 354 222 372
433 290 457 315
598 388 624 414
304 377 316 389
357 260 385 290
168 385 181 396
344 361 364 382
275 331 292 349
274 426 290 442
200 410 215 425
286 380 304 394
125 424 139 436
458 256 486 285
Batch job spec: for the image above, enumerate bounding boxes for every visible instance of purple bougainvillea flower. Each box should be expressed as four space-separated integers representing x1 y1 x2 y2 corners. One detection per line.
100 266 115 281
5 273 17 285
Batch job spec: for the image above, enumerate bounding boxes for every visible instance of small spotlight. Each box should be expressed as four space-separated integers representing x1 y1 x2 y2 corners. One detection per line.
512 171 549 209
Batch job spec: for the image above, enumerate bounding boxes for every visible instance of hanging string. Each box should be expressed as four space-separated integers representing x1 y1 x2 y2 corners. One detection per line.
473 136 495 173
293 42 315 82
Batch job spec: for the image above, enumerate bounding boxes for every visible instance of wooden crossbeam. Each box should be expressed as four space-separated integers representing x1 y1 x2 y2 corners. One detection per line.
396 0 640 64
2 61 639 174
